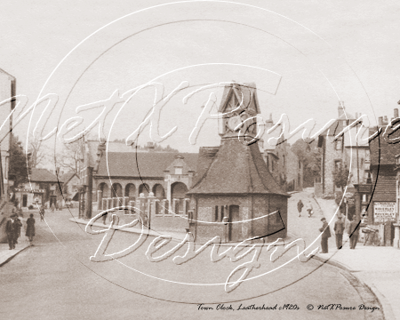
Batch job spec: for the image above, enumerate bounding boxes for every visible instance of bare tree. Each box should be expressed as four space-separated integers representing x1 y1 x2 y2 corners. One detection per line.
28 135 48 168
56 139 84 176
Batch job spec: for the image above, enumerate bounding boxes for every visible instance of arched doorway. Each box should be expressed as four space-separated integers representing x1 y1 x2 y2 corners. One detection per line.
111 183 123 198
153 184 166 214
228 205 240 242
125 183 136 201
97 183 109 210
171 182 188 214
139 183 150 197
152 184 165 199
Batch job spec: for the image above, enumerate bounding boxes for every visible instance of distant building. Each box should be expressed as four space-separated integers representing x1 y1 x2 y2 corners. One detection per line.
60 171 80 202
368 110 400 225
317 102 369 197
263 115 304 192
14 168 63 209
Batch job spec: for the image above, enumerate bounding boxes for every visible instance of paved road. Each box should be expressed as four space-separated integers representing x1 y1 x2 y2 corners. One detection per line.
0 205 379 320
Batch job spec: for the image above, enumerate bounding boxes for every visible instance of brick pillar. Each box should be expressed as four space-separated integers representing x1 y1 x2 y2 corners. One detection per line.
147 192 155 229
138 193 147 227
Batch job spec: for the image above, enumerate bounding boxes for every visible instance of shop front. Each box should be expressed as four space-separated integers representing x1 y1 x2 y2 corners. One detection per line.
15 188 45 209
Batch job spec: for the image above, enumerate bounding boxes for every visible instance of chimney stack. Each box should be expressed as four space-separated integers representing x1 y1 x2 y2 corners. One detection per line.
338 101 345 118
383 115 388 124
378 116 383 126
395 108 399 118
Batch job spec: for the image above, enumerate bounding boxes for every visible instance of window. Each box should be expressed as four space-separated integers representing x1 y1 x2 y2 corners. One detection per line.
175 167 182 175
334 160 342 171
298 160 301 169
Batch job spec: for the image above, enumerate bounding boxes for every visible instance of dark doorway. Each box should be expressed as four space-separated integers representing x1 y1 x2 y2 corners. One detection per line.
22 194 28 207
228 205 240 242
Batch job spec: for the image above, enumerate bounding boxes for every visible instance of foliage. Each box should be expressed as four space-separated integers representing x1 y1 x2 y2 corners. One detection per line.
8 134 28 187
290 138 321 187
333 165 350 191
112 139 179 152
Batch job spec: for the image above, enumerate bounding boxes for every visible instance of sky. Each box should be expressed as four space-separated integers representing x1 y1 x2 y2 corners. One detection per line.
0 0 399 161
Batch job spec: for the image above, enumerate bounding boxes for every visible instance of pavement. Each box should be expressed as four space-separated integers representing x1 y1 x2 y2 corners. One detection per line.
308 190 399 320
1 205 380 320
0 213 32 267
0 198 394 320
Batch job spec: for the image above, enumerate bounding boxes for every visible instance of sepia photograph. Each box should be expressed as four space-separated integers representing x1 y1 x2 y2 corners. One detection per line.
0 1 399 319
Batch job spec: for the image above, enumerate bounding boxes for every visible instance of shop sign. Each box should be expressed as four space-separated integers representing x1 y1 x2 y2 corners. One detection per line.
15 188 45 193
374 202 396 222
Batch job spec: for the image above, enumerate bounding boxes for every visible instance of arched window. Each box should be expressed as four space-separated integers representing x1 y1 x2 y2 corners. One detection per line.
139 183 150 197
171 182 188 214
111 183 123 198
152 184 165 199
125 184 136 201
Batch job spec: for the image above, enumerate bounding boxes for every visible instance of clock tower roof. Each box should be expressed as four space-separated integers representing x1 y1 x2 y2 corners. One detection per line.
218 82 261 115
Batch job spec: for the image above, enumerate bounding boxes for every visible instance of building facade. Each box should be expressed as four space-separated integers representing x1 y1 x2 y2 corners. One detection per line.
187 83 289 243
318 102 370 197
0 68 15 243
14 168 63 209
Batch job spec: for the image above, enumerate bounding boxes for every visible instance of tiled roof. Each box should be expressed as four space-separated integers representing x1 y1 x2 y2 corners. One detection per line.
30 168 59 183
188 138 288 196
60 172 78 184
369 127 400 166
96 152 198 178
319 113 356 137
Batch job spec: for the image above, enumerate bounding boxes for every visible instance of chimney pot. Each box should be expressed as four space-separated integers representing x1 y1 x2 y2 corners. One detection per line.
395 108 399 118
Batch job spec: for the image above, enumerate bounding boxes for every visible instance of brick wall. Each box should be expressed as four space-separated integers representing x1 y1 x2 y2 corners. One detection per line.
190 194 288 242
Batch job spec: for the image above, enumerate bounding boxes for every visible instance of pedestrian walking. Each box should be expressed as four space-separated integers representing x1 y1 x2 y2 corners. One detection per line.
319 217 331 253
307 202 314 218
334 216 345 249
348 217 360 249
14 215 22 244
26 214 36 245
5 214 17 250
39 205 45 221
297 200 304 217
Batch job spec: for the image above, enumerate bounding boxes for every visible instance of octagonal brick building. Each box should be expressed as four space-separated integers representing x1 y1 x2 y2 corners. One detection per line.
187 82 289 243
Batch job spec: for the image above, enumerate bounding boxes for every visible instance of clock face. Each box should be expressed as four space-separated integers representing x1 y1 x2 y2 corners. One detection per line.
228 115 242 131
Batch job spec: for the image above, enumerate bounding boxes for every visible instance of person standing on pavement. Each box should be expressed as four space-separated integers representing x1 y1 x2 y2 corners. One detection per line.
297 200 304 217
14 215 22 244
334 216 345 249
5 214 17 250
348 217 360 249
26 214 36 245
319 217 331 253
39 205 45 221
307 202 314 218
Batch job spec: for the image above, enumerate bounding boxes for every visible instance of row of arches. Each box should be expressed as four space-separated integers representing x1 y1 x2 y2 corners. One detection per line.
97 182 188 201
